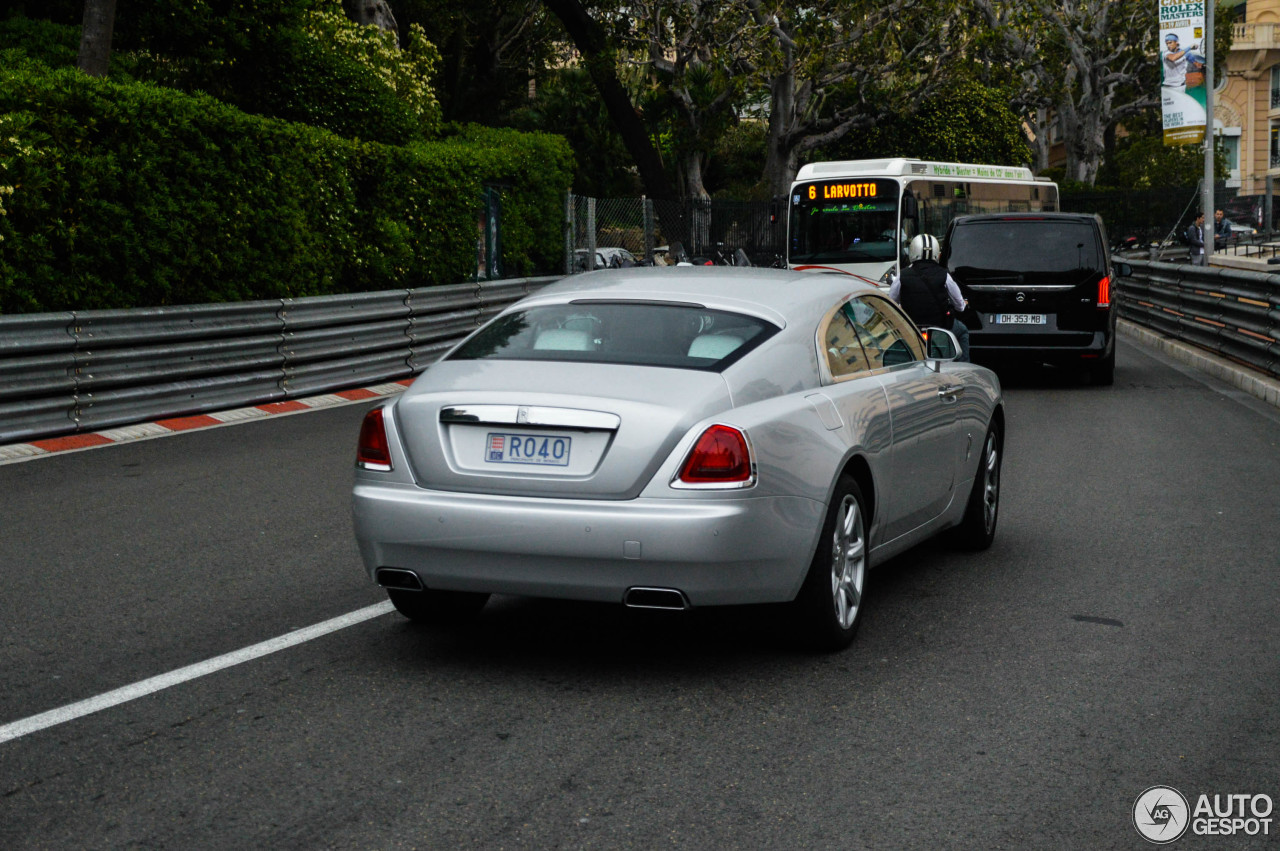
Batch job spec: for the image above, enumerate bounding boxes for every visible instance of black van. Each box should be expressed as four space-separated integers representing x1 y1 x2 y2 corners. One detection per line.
941 212 1125 385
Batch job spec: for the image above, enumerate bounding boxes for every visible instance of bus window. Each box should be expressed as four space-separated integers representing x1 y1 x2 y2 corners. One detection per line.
789 178 902 266
906 179 1060 235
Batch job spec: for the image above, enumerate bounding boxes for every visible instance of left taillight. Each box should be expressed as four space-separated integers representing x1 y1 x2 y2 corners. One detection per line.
1097 275 1112 309
357 408 392 471
672 424 755 489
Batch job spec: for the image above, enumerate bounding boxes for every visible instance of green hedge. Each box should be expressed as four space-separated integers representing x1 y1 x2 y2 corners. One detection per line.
0 67 572 313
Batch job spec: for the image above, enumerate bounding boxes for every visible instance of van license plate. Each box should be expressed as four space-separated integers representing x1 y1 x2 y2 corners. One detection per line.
996 313 1046 325
486 433 572 466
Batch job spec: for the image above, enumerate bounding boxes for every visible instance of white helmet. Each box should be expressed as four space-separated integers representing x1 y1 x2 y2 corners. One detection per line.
908 234 940 263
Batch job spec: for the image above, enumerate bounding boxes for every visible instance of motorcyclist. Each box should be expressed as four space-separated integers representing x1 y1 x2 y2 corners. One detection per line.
888 234 970 362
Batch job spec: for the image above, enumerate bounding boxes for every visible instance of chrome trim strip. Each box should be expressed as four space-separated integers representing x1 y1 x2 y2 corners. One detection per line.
965 284 1076 292
440 404 621 431
623 587 690 610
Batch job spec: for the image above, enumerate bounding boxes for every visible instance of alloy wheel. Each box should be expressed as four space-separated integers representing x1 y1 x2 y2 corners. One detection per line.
982 432 1000 533
830 494 866 629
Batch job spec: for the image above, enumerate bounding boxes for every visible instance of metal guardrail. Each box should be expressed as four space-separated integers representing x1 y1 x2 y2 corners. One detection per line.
4 265 1274 444
1118 259 1280 379
0 277 559 444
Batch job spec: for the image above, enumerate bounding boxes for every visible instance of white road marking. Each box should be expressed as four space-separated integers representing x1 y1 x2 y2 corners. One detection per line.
0 601 396 745
97 423 173 441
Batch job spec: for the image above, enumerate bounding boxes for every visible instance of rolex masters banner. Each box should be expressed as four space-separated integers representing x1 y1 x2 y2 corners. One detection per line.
1160 0 1207 145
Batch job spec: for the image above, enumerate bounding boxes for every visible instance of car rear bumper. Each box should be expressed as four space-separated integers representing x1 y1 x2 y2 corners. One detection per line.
352 482 825 606
967 317 1113 362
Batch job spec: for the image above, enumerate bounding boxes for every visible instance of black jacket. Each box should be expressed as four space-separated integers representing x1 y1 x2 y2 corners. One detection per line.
1186 224 1205 254
898 260 953 327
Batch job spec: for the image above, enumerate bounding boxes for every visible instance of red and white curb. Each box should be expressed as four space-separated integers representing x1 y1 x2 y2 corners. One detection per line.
0 379 413 465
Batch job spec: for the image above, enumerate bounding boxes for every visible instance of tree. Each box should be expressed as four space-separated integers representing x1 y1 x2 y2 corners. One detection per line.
969 0 1157 186
510 66 641 196
76 0 117 76
395 0 560 122
744 0 969 196
1095 110 1229 190
343 0 399 38
821 77 1032 166
625 1 757 199
541 0 676 198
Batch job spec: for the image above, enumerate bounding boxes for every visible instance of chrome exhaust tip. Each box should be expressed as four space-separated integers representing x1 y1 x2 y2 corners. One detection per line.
623 587 689 611
375 568 424 592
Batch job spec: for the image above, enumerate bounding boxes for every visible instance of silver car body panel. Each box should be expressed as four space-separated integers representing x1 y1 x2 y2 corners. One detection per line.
352 267 1002 607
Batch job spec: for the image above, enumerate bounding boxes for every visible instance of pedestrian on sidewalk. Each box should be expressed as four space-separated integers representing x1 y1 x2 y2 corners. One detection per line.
1186 212 1207 266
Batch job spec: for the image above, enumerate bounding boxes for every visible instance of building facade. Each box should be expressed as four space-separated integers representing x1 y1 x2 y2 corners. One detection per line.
1220 0 1280 193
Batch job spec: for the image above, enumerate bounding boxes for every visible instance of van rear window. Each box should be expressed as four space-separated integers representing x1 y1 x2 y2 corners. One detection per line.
947 220 1101 274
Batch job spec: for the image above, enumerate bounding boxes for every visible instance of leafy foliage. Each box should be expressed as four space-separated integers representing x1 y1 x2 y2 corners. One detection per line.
0 14 78 68
705 122 770 200
117 0 438 144
510 67 640 197
0 67 571 313
820 79 1033 167
304 8 442 136
1096 135 1229 191
394 0 561 124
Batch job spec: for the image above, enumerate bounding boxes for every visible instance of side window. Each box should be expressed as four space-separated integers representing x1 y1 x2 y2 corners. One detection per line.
823 301 873 378
852 296 925 368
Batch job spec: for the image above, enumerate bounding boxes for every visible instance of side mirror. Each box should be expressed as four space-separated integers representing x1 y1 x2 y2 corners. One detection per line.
902 194 919 220
1114 261 1132 278
922 327 960 364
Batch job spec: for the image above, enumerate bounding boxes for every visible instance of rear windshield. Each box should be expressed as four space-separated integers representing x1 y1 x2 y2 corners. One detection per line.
946 220 1102 276
447 301 779 371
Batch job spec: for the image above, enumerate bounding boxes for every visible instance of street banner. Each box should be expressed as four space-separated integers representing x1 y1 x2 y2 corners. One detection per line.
1161 0 1207 145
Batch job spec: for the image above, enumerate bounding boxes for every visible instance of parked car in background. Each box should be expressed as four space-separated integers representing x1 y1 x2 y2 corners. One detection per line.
353 267 1004 651
942 212 1129 385
1223 194 1276 232
573 247 638 271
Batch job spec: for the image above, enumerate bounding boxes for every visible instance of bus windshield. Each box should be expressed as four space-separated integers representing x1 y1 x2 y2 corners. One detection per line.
789 178 902 266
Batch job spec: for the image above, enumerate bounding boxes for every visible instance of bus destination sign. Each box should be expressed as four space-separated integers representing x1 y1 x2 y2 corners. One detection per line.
807 182 879 201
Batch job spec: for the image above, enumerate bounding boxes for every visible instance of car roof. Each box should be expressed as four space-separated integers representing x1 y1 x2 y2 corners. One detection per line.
519 267 880 327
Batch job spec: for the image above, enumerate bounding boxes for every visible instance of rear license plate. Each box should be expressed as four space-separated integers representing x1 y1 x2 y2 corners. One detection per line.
485 432 572 466
995 313 1046 325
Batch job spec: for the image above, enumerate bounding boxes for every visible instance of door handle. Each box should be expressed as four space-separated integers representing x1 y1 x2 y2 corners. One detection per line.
937 384 965 399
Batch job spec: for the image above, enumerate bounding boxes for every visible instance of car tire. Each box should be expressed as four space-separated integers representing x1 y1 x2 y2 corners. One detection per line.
387 588 490 624
951 423 1002 551
1089 351 1115 386
792 474 868 652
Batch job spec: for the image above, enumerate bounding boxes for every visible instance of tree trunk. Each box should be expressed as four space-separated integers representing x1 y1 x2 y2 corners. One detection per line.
77 0 118 78
763 72 798 197
684 151 710 201
542 0 676 199
344 0 400 43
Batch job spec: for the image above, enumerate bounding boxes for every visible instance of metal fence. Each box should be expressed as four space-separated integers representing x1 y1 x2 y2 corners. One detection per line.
565 194 785 270
0 277 558 445
4 259 1275 445
1119 259 1280 378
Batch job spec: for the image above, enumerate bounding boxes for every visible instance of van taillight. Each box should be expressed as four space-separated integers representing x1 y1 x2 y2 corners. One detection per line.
674 424 755 488
357 408 393 471
1097 275 1112 309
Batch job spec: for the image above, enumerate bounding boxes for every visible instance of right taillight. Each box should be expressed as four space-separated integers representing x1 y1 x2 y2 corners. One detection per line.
673 424 755 489
1097 275 1112 310
357 408 392 471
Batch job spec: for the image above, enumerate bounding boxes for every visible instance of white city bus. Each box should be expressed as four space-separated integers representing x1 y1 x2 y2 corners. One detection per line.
787 158 1059 284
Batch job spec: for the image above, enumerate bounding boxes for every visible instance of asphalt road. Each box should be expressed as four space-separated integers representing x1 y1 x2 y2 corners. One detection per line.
2 338 1278 850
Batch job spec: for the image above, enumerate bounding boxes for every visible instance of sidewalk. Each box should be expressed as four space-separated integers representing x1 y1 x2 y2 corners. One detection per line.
1119 319 1280 409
